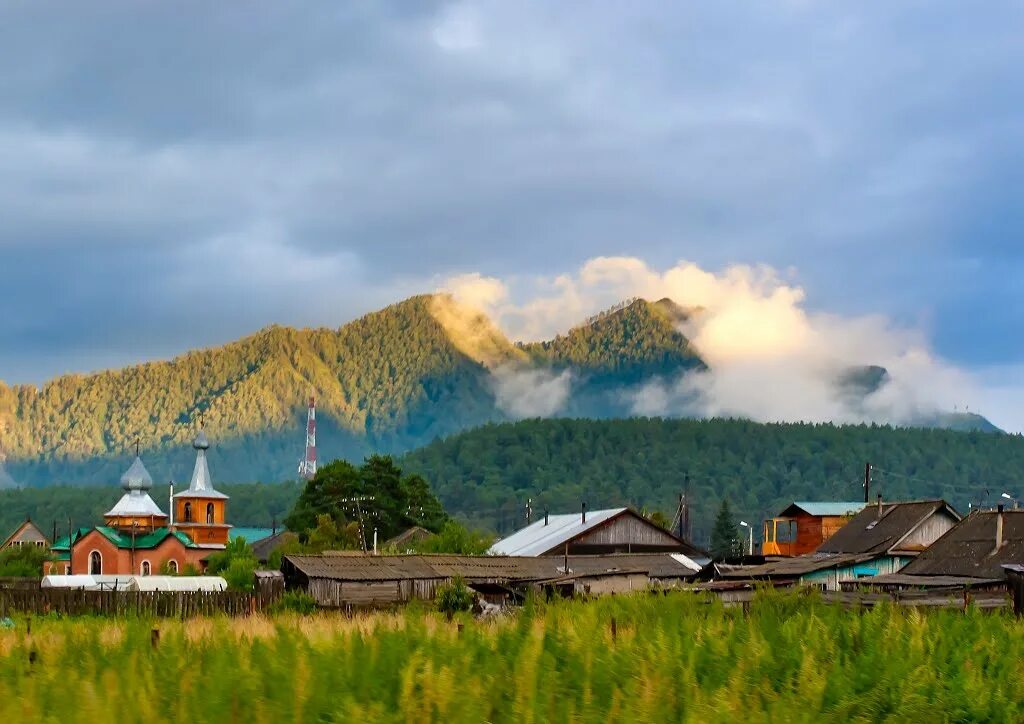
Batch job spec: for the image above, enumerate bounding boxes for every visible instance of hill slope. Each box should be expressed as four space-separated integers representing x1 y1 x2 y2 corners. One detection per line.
401 418 1024 542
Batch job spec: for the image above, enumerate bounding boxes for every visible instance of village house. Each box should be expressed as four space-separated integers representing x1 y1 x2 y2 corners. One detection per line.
718 499 961 591
859 505 1024 590
1 519 49 552
47 431 232 576
282 552 701 608
761 501 865 556
489 506 707 561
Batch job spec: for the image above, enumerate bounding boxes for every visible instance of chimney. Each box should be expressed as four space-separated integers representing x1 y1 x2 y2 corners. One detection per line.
876 494 883 519
581 502 587 525
996 504 1005 551
544 509 549 526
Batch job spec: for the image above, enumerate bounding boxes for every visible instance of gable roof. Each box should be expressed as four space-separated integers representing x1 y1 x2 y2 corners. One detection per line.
488 508 701 557
489 508 627 556
815 500 960 556
1 519 49 548
899 509 1024 580
778 502 866 518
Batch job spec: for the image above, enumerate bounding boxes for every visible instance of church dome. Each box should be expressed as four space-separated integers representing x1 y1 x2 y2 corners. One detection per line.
120 456 154 491
193 431 210 451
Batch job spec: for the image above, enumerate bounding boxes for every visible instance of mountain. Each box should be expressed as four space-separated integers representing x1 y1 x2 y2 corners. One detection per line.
0 294 996 488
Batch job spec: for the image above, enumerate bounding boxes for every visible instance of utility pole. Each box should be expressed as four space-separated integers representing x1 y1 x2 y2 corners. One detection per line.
526 498 533 525
683 473 691 541
863 462 872 504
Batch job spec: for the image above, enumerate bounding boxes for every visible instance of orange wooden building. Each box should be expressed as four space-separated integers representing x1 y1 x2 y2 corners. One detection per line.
761 501 865 557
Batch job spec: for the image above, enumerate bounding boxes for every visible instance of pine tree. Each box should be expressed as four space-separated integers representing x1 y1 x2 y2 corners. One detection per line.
710 499 740 560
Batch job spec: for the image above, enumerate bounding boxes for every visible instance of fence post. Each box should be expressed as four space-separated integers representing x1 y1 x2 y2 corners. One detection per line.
610 617 617 642
151 628 160 648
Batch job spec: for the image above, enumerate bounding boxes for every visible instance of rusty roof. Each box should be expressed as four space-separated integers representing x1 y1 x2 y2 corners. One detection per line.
898 509 1024 580
282 552 700 583
815 500 960 555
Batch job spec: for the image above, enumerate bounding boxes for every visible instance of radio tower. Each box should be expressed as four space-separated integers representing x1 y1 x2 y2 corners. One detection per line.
297 395 317 480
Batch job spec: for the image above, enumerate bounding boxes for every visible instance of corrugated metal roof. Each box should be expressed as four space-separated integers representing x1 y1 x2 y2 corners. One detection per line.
779 502 866 517
489 508 628 556
899 510 1024 580
816 500 959 555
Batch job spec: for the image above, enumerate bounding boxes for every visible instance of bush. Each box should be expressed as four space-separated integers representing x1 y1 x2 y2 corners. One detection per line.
435 576 473 617
269 590 318 615
0 544 50 578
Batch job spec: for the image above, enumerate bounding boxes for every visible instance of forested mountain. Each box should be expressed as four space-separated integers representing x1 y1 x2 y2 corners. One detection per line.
401 418 1024 543
2 418 1020 547
0 294 996 488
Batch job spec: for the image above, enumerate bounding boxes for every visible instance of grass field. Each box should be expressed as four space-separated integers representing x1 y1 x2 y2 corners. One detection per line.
2 592 1022 723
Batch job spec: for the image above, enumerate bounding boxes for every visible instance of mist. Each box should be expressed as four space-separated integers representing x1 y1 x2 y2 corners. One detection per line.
439 256 1001 430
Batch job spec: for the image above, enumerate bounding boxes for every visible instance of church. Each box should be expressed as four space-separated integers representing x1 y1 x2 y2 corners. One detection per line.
49 430 232 576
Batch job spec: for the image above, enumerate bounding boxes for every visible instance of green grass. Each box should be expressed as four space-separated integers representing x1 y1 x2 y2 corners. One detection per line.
1 592 1022 723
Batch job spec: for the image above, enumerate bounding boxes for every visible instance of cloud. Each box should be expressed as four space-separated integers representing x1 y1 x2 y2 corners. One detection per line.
438 256 1005 429
491 366 573 419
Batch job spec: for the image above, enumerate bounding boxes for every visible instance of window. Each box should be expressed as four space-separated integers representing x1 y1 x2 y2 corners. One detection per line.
776 520 798 543
167 560 179 574
141 560 151 576
206 503 215 524
63 564 71 575
89 550 102 575
183 502 192 523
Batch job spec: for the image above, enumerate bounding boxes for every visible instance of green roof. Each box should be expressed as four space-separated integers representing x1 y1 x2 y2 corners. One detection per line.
94 526 199 550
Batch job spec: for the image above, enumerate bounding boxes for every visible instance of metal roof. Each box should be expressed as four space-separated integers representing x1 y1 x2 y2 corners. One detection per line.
174 431 228 500
489 508 629 556
105 490 168 518
779 502 866 518
120 456 154 491
816 500 959 555
87 526 198 550
899 509 1024 580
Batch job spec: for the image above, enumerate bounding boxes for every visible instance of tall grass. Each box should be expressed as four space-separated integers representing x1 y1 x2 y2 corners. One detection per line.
1 592 1022 723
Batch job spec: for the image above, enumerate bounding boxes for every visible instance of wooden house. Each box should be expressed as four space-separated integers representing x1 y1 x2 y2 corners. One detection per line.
489 507 706 558
761 502 864 556
1 519 49 551
723 499 960 591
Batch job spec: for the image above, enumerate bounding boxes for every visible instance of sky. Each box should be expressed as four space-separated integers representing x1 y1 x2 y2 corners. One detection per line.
1 2 1022 430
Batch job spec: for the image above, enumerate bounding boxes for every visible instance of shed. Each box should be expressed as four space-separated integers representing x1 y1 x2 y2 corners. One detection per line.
490 507 704 557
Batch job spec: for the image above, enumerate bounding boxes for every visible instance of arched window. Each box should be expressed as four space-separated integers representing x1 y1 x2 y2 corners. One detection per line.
183 502 192 522
206 503 215 524
89 550 102 575
141 560 151 576
167 560 179 574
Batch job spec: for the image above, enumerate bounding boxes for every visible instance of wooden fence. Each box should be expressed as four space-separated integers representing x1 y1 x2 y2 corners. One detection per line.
692 585 1013 612
0 587 281 618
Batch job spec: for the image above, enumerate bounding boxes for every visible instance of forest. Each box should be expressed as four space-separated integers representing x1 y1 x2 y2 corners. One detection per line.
2 417 1021 547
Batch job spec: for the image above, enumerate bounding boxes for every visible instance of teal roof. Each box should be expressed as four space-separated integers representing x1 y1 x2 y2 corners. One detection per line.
782 502 866 517
93 526 199 550
231 527 275 544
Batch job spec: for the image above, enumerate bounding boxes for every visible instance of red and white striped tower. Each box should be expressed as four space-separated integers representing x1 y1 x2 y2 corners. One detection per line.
297 395 317 480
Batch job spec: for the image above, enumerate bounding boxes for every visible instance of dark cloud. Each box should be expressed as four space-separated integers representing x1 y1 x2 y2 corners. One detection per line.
0 1 1022 384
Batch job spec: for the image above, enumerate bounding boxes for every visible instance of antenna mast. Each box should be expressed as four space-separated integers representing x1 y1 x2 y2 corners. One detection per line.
297 395 317 480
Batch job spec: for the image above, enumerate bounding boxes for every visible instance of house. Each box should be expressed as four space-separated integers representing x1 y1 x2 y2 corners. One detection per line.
489 507 706 558
1 519 50 551
761 502 865 556
282 552 700 608
251 530 298 566
383 526 435 551
48 430 233 577
861 506 1024 589
720 499 960 591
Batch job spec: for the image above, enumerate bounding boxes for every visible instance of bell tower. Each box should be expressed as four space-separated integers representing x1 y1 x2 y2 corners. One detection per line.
172 429 231 547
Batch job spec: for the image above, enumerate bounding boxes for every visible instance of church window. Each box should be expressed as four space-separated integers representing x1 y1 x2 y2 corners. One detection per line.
183 502 192 522
168 560 179 574
141 560 151 576
89 550 102 575
206 503 215 524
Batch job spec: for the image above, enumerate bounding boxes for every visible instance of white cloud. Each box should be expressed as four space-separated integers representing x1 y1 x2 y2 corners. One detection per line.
491 365 572 419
